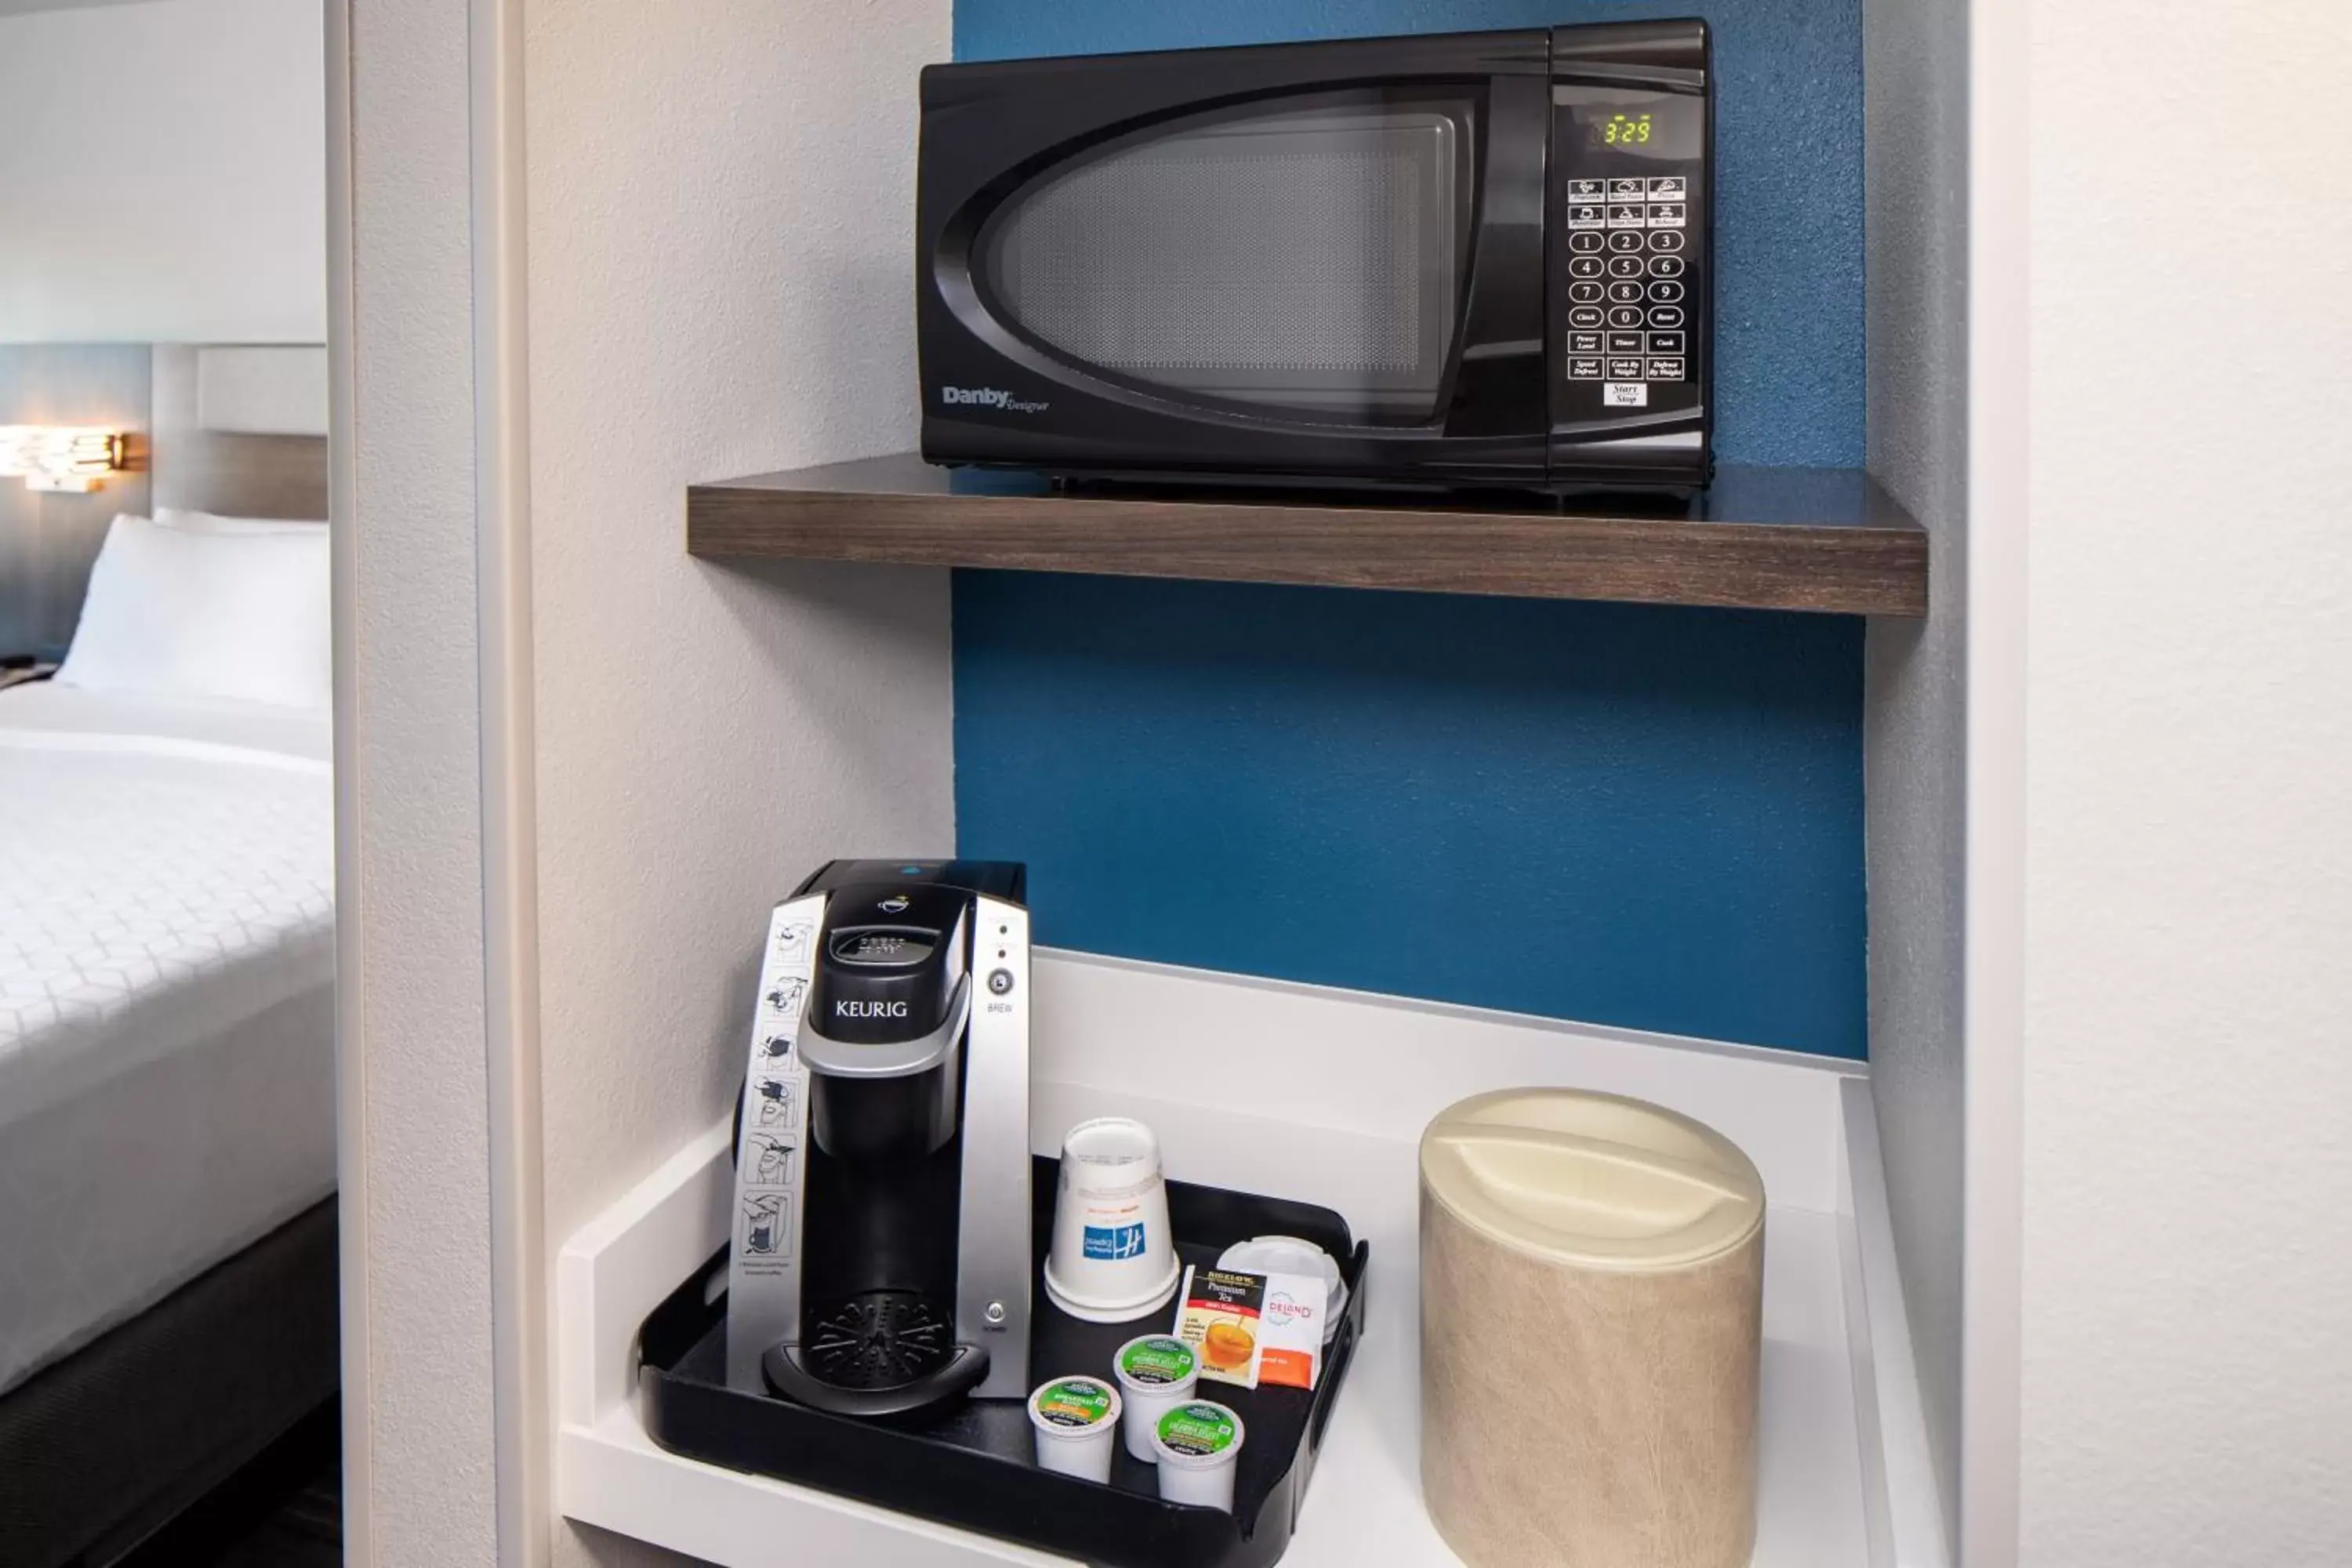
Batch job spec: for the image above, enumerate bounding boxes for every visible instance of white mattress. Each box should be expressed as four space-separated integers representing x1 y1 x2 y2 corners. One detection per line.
0 684 336 1392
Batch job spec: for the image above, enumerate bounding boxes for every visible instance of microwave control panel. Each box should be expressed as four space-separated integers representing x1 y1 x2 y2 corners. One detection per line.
1549 81 1708 434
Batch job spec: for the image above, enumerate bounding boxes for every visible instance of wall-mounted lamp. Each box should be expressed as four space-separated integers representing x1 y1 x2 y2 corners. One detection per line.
0 426 128 492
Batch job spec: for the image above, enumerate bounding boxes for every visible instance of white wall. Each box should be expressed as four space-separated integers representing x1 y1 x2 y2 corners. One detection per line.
0 0 325 343
2016 4 2352 1565
521 2 956 1562
1862 0 1969 1552
335 0 499 1561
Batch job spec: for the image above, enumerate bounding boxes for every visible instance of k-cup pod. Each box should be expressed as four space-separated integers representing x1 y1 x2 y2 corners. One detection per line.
1152 1400 1246 1512
1028 1375 1122 1483
1042 1117 1181 1323
1112 1334 1201 1464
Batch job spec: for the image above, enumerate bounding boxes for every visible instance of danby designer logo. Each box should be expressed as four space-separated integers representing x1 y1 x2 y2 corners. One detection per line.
836 999 910 1019
940 385 1050 414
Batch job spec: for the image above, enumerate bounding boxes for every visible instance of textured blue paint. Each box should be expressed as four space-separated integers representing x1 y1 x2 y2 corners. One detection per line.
956 575 1867 1058
950 1 1868 1057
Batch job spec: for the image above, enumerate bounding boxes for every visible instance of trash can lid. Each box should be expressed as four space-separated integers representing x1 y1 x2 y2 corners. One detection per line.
1419 1088 1765 1272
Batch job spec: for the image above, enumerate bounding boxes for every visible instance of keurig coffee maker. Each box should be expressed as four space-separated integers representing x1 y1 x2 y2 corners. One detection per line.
726 860 1032 1417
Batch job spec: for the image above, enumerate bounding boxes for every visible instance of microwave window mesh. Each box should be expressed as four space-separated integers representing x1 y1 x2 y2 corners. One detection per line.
982 103 1467 418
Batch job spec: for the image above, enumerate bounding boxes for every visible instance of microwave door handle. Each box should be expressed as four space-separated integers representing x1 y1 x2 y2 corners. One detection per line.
1443 71 1552 445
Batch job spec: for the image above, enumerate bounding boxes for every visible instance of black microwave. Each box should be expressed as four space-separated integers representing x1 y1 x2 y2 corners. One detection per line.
916 20 1712 496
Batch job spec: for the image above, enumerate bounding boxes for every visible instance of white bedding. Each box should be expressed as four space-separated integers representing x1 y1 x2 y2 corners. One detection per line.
0 684 336 1392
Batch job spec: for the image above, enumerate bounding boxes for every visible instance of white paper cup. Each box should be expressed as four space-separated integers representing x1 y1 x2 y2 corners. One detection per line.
1152 1399 1246 1512
1028 1375 1122 1484
1112 1334 1200 1464
1042 1117 1181 1323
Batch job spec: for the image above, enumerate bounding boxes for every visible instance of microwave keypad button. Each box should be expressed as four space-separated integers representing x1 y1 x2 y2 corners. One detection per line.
1570 306 1606 330
1647 358 1686 381
1567 178 1608 203
1607 306 1646 329
1609 358 1647 381
1570 331 1606 354
1569 357 1605 380
1647 176 1688 201
1570 230 1606 255
1607 255 1646 279
1606 281 1646 304
1647 304 1686 329
1608 230 1645 254
1610 177 1647 201
1607 204 1646 228
1570 256 1605 278
1648 230 1686 254
1647 202 1687 228
1608 331 1646 354
1570 281 1606 304
1648 279 1687 304
1647 331 1686 355
1569 204 1606 230
1648 255 1687 280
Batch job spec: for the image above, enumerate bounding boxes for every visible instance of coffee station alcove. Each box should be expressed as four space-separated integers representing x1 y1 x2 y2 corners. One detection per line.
550 4 1969 1567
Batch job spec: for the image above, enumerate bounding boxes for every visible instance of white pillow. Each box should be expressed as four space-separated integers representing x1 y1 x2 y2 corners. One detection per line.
154 505 326 535
56 514 332 710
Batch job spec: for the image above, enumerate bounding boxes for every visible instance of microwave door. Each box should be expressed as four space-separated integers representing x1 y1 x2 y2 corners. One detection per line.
919 30 1553 488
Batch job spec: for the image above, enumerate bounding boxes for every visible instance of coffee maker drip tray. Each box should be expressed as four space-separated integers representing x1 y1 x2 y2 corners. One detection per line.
803 1291 953 1388
761 1290 991 1419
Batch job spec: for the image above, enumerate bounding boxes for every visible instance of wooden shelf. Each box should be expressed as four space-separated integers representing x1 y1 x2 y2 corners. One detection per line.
688 452 1927 617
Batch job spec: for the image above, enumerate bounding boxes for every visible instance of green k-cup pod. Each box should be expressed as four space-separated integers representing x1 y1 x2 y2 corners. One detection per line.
1116 1335 1198 1387
1029 1376 1116 1429
1154 1400 1244 1460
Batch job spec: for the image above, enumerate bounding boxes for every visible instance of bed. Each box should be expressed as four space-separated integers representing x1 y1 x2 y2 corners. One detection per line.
0 346 337 1567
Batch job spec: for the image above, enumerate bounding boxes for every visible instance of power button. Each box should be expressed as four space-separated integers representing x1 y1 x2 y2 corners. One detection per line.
987 968 1015 996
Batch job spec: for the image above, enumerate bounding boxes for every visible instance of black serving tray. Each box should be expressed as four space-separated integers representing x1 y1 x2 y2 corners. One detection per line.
639 1155 1369 1568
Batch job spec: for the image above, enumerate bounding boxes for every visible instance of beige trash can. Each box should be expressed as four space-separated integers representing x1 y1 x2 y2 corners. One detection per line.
1418 1089 1766 1568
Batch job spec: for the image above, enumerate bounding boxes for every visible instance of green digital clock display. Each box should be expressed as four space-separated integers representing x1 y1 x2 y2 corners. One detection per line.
1597 111 1655 147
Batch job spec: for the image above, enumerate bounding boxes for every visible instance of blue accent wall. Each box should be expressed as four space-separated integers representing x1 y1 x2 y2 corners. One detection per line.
952 1 1869 1058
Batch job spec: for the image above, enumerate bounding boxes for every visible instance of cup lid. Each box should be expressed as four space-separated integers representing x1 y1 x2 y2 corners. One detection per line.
1152 1400 1245 1467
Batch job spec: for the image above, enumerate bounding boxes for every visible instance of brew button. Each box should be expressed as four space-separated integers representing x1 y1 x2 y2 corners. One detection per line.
1649 255 1686 279
1608 306 1645 328
988 967 1016 996
1608 331 1646 355
1607 254 1646 279
1607 203 1646 228
1570 281 1605 304
1649 279 1687 303
1569 356 1605 379
1569 230 1605 254
1647 175 1687 200
1607 281 1646 304
1569 204 1606 229
1608 230 1645 253
1647 357 1686 381
1647 304 1686 329
1566 178 1607 201
985 1301 1008 1327
1647 331 1686 354
1648 229 1686 253
1647 202 1687 228
1569 256 1604 278
1609 358 1646 380
1570 306 1605 329
1570 331 1605 353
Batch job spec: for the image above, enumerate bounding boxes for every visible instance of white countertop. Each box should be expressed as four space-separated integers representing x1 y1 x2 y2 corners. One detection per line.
556 952 1933 1568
